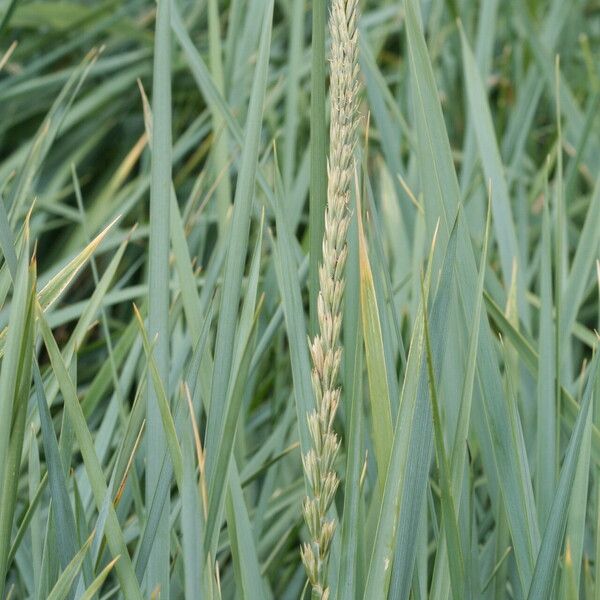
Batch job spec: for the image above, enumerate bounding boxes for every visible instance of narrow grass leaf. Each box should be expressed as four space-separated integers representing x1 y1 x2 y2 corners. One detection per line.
205 0 273 513
536 199 556 527
362 283 426 599
37 307 143 600
337 191 364 600
0 233 31 506
459 26 526 323
421 276 467 600
205 302 262 555
33 363 79 572
560 406 592 597
146 0 173 591
45 536 92 600
181 422 204 600
271 163 313 454
7 473 47 568
38 216 118 312
225 466 268 600
357 194 393 488
78 556 120 600
527 352 599 599
134 306 183 489
308 0 327 334
0 257 35 598
561 177 600 341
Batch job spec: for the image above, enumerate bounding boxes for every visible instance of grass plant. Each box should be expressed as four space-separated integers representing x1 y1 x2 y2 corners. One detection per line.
0 0 598 598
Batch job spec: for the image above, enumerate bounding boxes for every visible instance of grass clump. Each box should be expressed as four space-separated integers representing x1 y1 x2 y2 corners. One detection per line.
0 0 599 599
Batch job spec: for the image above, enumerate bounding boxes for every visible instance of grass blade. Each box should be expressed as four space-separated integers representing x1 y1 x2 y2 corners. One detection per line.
357 194 393 489
0 251 35 598
46 536 92 600
78 556 120 600
421 275 468 600
33 364 79 572
37 307 143 600
308 0 327 334
204 3 273 537
146 0 173 592
536 197 556 527
459 26 527 324
527 352 599 599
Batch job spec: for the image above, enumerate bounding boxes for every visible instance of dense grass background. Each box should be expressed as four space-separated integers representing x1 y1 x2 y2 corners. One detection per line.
0 0 599 598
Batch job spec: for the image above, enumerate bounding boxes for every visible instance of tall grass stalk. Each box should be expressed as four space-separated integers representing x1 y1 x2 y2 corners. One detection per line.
301 0 360 596
147 0 173 596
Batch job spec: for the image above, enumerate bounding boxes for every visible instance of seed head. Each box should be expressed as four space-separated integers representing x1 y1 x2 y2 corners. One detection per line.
301 0 361 596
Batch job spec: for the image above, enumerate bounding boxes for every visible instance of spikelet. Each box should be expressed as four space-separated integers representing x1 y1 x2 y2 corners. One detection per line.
301 0 360 596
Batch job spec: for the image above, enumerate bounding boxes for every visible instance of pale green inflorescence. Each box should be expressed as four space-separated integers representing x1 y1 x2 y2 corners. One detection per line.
301 0 360 597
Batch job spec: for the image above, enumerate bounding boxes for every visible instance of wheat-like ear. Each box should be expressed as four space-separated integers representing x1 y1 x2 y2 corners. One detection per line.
301 0 360 596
